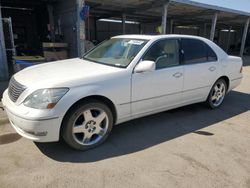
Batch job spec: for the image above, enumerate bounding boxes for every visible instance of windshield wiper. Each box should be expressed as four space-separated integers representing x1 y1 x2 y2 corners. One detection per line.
82 57 126 68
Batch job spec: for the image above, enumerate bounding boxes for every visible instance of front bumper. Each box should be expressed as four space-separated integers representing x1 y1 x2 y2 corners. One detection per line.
2 90 63 142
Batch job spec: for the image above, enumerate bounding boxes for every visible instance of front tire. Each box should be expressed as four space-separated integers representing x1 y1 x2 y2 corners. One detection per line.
206 79 227 109
61 100 113 150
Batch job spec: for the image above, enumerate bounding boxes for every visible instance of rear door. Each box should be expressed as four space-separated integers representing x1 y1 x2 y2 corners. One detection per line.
181 38 219 103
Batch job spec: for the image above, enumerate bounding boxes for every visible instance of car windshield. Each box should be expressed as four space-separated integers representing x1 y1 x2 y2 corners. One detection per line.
83 38 148 68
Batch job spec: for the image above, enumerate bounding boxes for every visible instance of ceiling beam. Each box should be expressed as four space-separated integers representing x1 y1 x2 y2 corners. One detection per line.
0 0 43 7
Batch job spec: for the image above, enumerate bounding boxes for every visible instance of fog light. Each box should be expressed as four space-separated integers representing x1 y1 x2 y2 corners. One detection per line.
26 131 48 136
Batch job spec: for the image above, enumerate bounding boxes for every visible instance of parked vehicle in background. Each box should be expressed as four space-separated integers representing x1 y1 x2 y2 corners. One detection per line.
2 34 243 150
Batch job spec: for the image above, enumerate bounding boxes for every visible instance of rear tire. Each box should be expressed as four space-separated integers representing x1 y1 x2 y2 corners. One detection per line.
61 100 113 150
206 79 227 109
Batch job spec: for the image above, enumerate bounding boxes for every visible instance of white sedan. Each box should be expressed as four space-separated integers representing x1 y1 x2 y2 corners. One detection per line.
2 35 243 150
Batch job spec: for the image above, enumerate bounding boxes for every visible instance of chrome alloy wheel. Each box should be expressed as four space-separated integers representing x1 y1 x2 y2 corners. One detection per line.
72 108 109 146
211 81 226 107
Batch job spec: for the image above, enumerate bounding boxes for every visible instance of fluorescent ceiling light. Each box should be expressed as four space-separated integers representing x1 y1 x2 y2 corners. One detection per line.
98 19 140 24
1 6 33 11
175 26 199 29
220 29 236 32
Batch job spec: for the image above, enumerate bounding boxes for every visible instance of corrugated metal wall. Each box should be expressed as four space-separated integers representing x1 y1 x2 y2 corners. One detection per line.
0 7 8 80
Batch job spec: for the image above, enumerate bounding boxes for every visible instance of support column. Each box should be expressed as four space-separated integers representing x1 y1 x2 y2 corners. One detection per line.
122 13 126 34
139 23 142 34
240 18 250 57
210 12 218 41
226 26 232 52
94 17 97 40
203 23 207 38
161 0 169 34
170 19 174 34
217 28 220 43
76 0 85 57
0 6 9 80
47 4 55 42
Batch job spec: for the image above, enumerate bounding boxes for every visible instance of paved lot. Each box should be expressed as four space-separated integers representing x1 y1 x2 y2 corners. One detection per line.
0 67 250 188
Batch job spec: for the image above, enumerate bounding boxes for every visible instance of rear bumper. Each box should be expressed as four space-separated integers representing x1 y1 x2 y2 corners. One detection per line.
2 90 63 142
229 77 242 91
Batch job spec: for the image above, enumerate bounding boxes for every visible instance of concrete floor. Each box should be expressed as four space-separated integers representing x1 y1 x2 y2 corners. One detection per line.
0 68 250 188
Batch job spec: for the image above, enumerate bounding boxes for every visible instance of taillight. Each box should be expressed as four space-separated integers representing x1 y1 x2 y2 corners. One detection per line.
240 65 243 73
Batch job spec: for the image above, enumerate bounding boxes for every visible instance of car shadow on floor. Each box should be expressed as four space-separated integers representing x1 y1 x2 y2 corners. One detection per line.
35 90 250 163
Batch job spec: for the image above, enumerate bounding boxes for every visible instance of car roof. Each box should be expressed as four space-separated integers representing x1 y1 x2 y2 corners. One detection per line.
113 34 228 59
112 34 210 41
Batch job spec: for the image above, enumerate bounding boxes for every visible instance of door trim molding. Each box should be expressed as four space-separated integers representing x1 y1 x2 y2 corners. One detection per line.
119 85 210 105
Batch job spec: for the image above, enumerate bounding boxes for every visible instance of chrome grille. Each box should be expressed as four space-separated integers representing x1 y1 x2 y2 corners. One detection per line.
8 77 27 102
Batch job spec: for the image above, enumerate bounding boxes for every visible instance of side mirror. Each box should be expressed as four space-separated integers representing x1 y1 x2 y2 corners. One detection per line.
134 60 156 73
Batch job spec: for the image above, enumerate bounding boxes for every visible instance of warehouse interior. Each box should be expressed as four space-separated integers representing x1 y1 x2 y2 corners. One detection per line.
0 0 250 80
86 0 250 54
1 0 78 74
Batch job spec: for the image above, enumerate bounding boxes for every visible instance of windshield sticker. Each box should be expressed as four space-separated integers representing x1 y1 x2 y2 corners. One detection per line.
128 40 145 45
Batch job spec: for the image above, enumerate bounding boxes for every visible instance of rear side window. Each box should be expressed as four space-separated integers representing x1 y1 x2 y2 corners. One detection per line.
207 45 217 61
181 39 217 64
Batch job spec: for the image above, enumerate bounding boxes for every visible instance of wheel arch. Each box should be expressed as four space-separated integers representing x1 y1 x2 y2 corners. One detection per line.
60 95 117 136
217 76 230 91
206 75 230 101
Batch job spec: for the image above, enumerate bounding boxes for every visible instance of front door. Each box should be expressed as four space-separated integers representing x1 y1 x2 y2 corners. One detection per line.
131 39 184 116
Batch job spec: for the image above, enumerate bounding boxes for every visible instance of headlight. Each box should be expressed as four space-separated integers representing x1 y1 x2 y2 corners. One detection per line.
23 88 69 109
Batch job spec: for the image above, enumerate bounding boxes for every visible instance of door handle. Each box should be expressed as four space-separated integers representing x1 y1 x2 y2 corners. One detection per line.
208 66 216 72
173 72 183 78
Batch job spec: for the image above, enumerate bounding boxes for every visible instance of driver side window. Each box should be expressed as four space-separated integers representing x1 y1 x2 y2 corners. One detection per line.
143 39 180 70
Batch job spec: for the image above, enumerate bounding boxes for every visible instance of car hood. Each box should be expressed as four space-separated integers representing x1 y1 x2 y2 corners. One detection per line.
14 58 124 88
